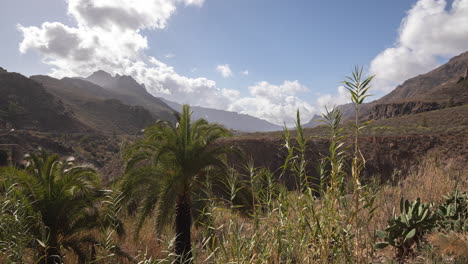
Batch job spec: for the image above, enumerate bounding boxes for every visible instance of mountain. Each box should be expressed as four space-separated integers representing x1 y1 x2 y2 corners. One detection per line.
0 69 88 132
161 99 282 132
303 114 325 128
85 70 281 132
305 50 468 126
31 75 157 134
379 51 468 103
365 51 468 120
32 70 281 133
85 71 175 122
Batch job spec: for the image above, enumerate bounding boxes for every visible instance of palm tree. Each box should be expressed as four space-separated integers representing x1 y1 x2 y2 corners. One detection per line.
123 104 231 263
13 150 102 264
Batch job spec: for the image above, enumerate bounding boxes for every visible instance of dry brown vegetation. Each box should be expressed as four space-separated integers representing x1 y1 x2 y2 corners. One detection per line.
60 156 464 264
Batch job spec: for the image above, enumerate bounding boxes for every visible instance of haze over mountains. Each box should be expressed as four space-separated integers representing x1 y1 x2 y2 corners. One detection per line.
161 99 282 132
83 70 282 132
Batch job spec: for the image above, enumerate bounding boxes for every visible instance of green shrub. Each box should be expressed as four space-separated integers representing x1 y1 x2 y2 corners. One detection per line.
436 190 468 232
376 198 437 259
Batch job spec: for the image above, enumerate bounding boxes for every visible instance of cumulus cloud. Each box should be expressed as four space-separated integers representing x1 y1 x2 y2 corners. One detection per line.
370 0 468 92
229 81 315 125
316 86 350 111
216 64 233 78
241 70 249 76
17 0 314 125
18 0 233 109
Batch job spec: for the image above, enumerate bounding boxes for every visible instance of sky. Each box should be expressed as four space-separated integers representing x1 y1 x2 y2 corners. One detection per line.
1 0 468 125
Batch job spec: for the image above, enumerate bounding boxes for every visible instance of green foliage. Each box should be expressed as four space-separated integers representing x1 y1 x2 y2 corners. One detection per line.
436 190 468 232
0 182 43 263
376 198 437 258
376 192 468 261
319 106 346 194
342 66 375 106
281 110 309 192
123 104 231 262
0 150 110 263
342 66 375 263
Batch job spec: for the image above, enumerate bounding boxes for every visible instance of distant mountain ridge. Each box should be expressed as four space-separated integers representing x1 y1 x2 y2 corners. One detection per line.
305 50 468 127
161 99 282 132
84 71 176 123
85 71 282 132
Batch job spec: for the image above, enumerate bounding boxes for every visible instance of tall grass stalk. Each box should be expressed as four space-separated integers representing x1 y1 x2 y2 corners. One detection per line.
342 66 375 262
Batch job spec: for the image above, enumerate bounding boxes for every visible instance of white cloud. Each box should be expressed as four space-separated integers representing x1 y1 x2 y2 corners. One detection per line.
229 81 315 125
17 0 315 126
316 86 350 111
241 70 249 76
370 0 468 92
216 64 233 78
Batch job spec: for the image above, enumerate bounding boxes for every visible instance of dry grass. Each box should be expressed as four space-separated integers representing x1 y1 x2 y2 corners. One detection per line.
101 156 466 264
1 156 466 263
372 157 466 231
427 232 468 261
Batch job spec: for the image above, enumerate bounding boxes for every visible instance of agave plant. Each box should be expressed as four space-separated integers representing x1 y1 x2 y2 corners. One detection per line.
437 190 468 232
376 197 437 260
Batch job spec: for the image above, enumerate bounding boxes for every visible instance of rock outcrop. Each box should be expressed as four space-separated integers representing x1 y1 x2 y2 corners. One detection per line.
366 101 446 120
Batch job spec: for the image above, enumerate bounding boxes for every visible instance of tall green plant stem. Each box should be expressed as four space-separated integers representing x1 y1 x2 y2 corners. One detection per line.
342 66 374 263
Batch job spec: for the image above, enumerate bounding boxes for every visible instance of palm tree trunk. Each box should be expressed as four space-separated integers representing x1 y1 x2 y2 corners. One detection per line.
175 194 192 264
42 246 62 264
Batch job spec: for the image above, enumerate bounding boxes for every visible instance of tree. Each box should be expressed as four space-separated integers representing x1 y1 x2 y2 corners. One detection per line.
123 105 231 263
12 150 102 264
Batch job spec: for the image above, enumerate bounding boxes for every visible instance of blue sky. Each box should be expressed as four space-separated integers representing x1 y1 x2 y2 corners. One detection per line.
149 0 414 96
1 0 467 125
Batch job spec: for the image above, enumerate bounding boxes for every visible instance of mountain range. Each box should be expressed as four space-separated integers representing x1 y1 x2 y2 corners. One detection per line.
1 51 467 177
304 51 468 127
160 98 282 132
31 70 282 133
1 50 468 135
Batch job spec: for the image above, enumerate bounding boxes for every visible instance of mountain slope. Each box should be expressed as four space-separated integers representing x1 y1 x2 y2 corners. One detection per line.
380 51 468 103
85 71 175 122
86 70 281 132
305 50 468 126
0 69 88 132
162 99 282 132
31 75 156 134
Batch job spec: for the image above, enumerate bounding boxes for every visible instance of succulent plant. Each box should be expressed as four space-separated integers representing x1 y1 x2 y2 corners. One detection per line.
375 197 437 259
436 190 468 232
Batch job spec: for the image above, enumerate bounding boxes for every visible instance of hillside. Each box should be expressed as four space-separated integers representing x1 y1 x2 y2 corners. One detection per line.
31 75 156 134
2 49 468 177
85 71 176 123
380 51 468 103
305 51 468 126
0 69 88 132
85 70 281 132
229 105 467 188
162 99 282 132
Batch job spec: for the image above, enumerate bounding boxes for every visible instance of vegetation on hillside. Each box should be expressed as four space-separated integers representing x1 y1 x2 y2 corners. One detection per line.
0 70 466 264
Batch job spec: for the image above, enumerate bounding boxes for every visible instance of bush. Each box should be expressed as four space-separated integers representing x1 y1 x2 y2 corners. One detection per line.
436 190 468 232
376 198 437 259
